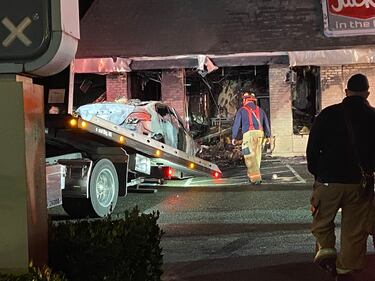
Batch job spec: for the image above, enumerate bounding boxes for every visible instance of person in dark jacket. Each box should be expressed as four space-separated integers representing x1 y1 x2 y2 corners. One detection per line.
307 73 375 281
232 92 271 184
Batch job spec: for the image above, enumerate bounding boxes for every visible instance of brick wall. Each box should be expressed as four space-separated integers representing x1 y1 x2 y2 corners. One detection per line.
269 65 293 156
321 65 375 108
343 65 375 107
320 66 345 108
269 64 375 157
78 0 375 58
283 64 375 158
161 69 187 123
269 65 310 156
106 73 130 102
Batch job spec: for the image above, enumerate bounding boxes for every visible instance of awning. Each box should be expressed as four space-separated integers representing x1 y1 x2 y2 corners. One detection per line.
210 52 289 66
130 55 216 71
289 48 375 66
73 52 289 73
73 57 132 73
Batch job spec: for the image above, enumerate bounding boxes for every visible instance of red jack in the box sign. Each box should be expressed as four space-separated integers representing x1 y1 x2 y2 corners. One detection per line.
328 0 375 19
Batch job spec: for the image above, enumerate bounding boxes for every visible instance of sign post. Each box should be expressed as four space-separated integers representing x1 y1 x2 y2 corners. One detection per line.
0 0 79 274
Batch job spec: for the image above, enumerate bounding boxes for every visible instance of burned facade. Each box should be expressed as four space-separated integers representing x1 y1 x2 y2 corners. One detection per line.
66 0 375 157
185 66 270 139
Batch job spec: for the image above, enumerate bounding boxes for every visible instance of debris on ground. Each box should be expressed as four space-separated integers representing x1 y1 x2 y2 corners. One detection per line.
196 137 243 169
194 115 244 168
195 127 232 143
195 122 276 169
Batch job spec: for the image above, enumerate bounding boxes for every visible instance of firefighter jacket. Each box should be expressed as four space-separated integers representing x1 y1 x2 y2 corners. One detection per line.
306 96 375 184
231 101 271 140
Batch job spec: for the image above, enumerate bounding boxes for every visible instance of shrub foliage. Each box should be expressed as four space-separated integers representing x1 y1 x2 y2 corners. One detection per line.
0 266 66 281
0 207 162 280
48 206 163 281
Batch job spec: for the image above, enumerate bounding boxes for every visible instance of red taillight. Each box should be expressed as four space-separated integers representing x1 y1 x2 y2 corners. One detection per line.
127 112 151 121
162 167 173 179
213 172 220 178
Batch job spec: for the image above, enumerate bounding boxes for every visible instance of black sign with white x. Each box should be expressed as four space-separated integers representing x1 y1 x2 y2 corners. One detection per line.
0 0 50 61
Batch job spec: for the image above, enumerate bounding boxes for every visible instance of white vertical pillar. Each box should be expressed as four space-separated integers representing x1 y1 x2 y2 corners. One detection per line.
0 75 47 274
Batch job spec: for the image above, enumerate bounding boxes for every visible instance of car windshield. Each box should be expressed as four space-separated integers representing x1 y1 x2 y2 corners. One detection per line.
76 103 136 125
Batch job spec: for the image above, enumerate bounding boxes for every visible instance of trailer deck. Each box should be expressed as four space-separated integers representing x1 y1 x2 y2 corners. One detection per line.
75 115 222 177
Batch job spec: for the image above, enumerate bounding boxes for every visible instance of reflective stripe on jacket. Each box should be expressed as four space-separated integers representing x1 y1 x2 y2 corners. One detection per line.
242 105 262 131
232 101 271 139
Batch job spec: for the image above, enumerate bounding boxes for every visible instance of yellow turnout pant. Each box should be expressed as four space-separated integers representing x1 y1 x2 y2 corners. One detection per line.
241 130 264 182
310 181 374 271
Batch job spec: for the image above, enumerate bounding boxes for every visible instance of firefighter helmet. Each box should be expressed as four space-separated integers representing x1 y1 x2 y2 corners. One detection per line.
242 92 256 105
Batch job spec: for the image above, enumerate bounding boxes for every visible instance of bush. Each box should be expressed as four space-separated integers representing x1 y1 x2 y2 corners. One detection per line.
49 206 163 281
0 266 66 281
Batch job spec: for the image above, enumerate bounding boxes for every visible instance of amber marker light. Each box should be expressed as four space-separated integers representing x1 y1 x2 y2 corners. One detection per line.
69 118 77 127
119 136 125 143
189 163 195 169
81 121 87 128
155 150 161 157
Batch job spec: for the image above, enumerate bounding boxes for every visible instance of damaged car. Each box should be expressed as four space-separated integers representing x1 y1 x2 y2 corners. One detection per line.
76 100 199 156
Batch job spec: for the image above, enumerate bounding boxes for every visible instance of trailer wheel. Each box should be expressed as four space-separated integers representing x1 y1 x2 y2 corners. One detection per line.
89 158 119 217
62 198 92 218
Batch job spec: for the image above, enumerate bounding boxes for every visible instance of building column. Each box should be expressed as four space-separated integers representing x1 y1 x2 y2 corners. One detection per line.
161 69 187 124
269 65 294 156
0 75 47 273
106 73 130 102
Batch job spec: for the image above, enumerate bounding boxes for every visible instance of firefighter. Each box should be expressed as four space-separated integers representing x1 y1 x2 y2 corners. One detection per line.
231 92 271 184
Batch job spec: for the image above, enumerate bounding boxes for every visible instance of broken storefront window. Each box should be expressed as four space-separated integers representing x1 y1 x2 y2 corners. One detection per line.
290 66 320 135
188 66 270 168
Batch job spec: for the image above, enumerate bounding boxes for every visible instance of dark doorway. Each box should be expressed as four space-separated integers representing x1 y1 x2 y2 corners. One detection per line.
130 71 161 101
291 66 320 135
73 74 106 109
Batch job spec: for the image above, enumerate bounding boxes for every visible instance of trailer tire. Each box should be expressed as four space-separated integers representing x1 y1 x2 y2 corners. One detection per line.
89 158 119 217
62 198 92 218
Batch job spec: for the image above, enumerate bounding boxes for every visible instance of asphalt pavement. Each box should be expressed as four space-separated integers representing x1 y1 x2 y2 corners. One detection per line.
49 156 375 281
163 254 375 281
140 156 313 189
149 157 375 281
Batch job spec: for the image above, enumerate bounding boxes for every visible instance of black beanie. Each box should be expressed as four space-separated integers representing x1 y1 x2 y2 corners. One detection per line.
347 74 369 92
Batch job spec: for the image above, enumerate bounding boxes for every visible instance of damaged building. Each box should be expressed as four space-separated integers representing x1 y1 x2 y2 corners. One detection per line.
44 0 375 157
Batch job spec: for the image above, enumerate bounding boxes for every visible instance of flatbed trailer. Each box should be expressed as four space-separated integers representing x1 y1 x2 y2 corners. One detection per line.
45 114 221 218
